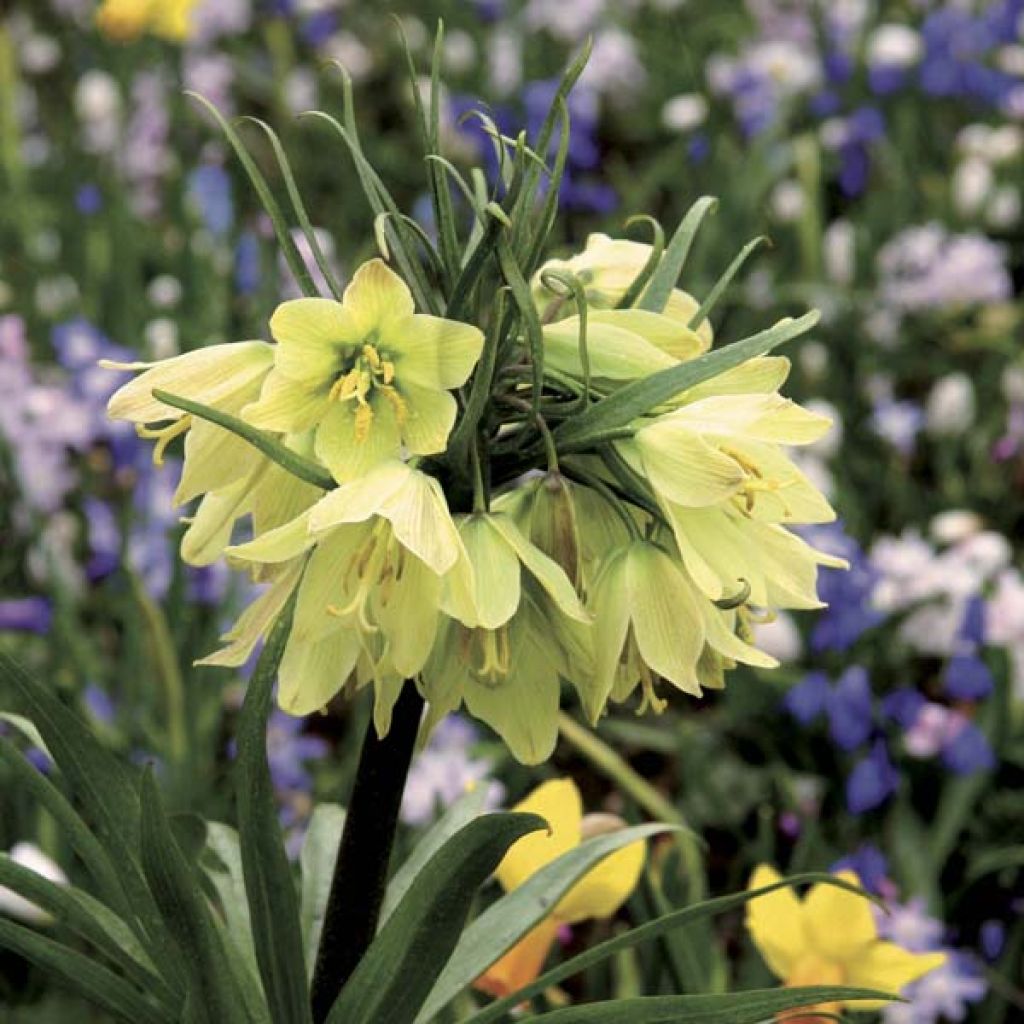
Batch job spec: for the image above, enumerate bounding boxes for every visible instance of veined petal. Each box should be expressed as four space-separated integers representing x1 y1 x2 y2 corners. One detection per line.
175 408 266 505
400 383 458 456
843 944 946 1009
588 309 705 361
269 297 361 382
543 319 677 383
196 561 303 668
495 779 583 893
226 510 315 566
625 544 704 696
491 515 590 624
344 259 415 335
278 628 361 716
663 289 713 350
180 474 258 566
372 556 442 678
457 515 522 629
665 394 832 446
745 865 808 980
628 424 745 508
701 603 778 669
308 461 411 531
242 369 330 433
803 871 877 964
392 314 484 389
314 397 402 483
675 356 791 405
587 550 633 720
106 341 274 423
291 527 370 643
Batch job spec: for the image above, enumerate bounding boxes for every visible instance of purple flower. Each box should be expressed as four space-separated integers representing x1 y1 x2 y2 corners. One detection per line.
943 653 994 701
882 688 927 729
847 740 899 814
941 720 995 775
187 165 234 238
980 920 1005 961
0 598 52 634
784 671 830 725
826 666 874 752
884 952 986 1023
83 685 117 727
266 710 329 794
877 898 945 953
76 184 103 215
831 843 889 895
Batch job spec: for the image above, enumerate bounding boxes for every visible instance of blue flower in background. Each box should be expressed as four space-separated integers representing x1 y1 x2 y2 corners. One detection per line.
266 710 329 793
881 688 927 729
847 740 899 814
784 670 830 725
941 720 995 776
943 653 994 701
826 666 874 752
76 183 103 215
235 231 262 295
883 952 987 1024
187 165 234 238
0 597 52 635
83 684 117 727
832 842 889 895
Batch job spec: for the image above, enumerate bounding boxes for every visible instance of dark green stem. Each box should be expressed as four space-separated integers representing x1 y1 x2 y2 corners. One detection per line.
309 683 424 1022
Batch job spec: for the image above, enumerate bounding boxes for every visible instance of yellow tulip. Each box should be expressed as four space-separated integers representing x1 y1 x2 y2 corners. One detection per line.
745 865 946 1021
476 779 646 999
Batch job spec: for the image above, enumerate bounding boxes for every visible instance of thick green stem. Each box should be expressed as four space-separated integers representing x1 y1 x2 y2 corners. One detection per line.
309 683 424 1022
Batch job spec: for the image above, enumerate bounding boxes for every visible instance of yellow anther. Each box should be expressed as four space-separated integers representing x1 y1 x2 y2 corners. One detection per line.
382 359 396 385
476 627 510 685
329 367 362 402
354 402 374 442
362 344 381 369
137 416 191 467
379 385 409 426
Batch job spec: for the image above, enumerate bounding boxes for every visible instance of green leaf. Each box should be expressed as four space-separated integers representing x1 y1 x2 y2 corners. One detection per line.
520 987 896 1022
139 768 251 1024
552 311 820 450
235 594 312 1024
0 854 171 1005
380 785 489 926
638 196 718 314
0 917 173 1024
299 803 346 975
687 236 769 332
966 845 1024 883
0 653 182 988
151 389 335 491
240 116 344 301
203 823 258 972
416 823 675 1023
0 711 51 759
326 812 547 1024
464 872 878 1024
0 736 128 918
186 92 319 298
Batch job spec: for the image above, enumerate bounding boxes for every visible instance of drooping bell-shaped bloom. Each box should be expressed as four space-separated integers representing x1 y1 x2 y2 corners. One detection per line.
243 259 484 483
475 779 646 999
421 513 593 764
745 865 946 1022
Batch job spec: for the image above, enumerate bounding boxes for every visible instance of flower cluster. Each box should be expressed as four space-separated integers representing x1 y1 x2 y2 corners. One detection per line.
108 219 838 763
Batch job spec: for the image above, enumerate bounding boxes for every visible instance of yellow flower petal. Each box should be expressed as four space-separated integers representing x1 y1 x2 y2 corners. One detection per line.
744 865 808 980
802 871 877 964
278 627 362 716
844 944 947 1010
456 515 522 629
269 298 361 383
313 397 402 483
242 369 329 433
588 550 633 720
554 828 646 924
343 259 415 335
399 383 458 456
495 779 583 893
225 510 315 566
391 314 484 389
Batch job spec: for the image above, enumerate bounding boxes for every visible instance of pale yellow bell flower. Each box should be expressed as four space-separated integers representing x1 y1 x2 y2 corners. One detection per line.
421 513 592 764
243 259 484 483
475 778 646 999
222 461 469 720
746 865 946 1021
533 232 713 349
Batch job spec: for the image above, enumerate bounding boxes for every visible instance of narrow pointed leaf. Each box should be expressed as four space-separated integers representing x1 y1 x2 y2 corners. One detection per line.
688 236 769 332
416 823 675 1023
380 785 489 926
236 592 312 1023
152 389 335 490
326 812 547 1024
520 987 897 1023
552 312 820 450
299 803 346 976
638 197 718 314
0 918 173 1024
139 768 251 1024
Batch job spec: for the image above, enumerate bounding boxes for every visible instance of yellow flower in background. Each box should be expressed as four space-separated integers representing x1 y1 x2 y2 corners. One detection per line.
243 259 484 483
745 865 946 1021
532 232 713 347
476 779 646 999
96 0 198 42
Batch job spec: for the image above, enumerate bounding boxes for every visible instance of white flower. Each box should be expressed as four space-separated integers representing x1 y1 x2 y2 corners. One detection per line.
823 219 856 285
0 843 68 924
953 157 993 215
661 93 709 133
770 181 805 222
752 611 803 663
925 373 975 436
929 510 983 545
867 24 922 68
